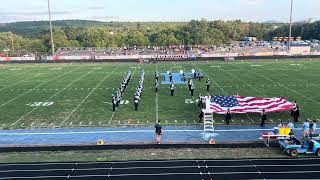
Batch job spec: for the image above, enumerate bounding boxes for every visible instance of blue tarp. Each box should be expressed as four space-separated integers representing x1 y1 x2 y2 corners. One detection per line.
161 72 192 84
0 125 304 147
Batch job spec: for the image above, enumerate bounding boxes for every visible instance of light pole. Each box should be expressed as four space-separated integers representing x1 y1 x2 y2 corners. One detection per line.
48 0 55 56
288 0 293 52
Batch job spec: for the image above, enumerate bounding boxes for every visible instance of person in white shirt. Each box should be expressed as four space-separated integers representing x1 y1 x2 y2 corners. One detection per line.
278 121 284 128
287 121 294 130
310 120 317 135
303 120 310 138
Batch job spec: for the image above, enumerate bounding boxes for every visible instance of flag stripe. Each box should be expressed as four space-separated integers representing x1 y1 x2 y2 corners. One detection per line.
210 96 294 114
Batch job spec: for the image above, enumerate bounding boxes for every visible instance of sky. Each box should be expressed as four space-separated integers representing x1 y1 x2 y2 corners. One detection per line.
0 0 319 23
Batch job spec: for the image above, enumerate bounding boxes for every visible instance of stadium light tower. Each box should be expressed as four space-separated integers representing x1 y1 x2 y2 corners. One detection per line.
48 0 55 56
288 0 293 52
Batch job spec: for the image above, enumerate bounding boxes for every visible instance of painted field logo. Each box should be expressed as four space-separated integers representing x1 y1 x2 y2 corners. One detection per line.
27 102 54 107
185 99 199 104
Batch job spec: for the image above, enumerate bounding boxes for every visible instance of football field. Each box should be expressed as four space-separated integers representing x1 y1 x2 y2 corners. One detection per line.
0 59 320 130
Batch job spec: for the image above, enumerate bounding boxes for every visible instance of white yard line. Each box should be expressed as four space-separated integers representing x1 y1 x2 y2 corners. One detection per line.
0 67 81 109
224 65 267 122
192 63 227 95
10 68 93 127
237 65 320 106
108 65 138 125
108 112 116 125
60 66 120 127
0 73 41 92
224 65 264 97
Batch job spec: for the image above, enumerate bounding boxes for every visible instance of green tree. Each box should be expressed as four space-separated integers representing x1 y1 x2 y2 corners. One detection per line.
126 31 150 47
43 28 71 50
155 32 179 46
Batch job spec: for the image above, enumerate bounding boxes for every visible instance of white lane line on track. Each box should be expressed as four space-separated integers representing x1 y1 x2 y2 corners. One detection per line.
60 66 120 127
0 164 302 176
0 157 318 167
0 67 81 109
10 68 92 127
75 170 320 177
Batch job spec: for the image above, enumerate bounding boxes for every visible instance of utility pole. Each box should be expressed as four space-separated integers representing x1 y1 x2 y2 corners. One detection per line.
48 0 55 56
288 0 293 52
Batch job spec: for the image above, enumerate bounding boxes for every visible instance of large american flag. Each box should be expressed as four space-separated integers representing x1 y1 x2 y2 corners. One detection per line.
210 95 294 114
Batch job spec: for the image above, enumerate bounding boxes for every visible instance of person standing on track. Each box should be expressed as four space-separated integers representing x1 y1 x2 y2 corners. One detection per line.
312 120 317 134
287 121 295 130
303 120 310 138
261 109 267 127
155 120 163 144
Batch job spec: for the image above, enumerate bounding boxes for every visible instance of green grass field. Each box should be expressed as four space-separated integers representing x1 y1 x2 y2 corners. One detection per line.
0 59 320 130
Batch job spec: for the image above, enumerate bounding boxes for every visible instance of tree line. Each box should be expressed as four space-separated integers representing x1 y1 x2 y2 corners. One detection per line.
0 19 319 55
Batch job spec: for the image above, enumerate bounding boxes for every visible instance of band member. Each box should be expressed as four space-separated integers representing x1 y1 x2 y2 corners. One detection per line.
170 82 175 96
198 93 202 108
155 81 159 92
190 83 194 96
225 109 231 125
198 72 201 81
134 99 139 111
199 111 204 122
261 109 267 127
112 96 117 112
206 79 210 92
155 72 159 81
292 106 300 123
169 72 173 82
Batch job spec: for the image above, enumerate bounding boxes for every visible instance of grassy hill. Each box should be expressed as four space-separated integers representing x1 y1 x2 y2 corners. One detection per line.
0 20 106 38
0 20 186 38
